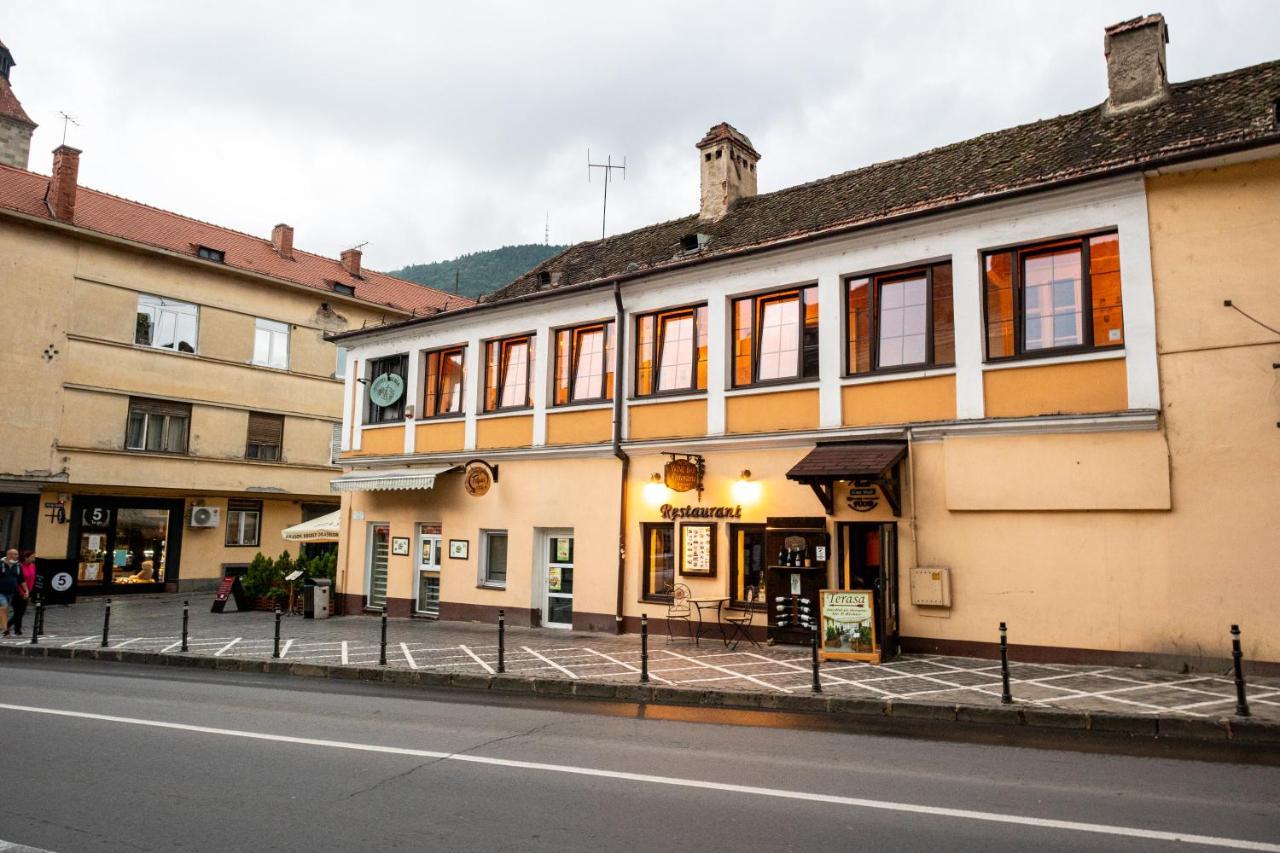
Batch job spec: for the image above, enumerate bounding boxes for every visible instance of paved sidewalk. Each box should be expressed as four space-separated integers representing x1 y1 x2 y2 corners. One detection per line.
8 592 1278 723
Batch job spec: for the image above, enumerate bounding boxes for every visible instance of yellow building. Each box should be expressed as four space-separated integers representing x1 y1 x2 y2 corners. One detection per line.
331 15 1279 671
0 56 462 591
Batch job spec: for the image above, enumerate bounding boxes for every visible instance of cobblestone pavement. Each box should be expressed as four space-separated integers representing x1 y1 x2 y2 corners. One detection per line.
8 592 1278 722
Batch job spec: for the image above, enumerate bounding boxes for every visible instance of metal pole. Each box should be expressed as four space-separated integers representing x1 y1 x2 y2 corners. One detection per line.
34 592 43 638
811 626 822 693
1231 624 1250 717
101 598 111 648
29 598 40 645
640 614 650 683
181 600 189 652
379 611 388 666
999 621 1013 704
273 607 282 659
497 609 506 674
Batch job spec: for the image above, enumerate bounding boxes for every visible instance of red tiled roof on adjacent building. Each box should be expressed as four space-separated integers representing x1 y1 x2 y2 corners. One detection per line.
0 75 34 127
0 162 465 314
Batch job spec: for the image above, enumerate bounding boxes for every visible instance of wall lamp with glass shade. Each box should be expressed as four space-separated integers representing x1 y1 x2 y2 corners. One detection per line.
643 473 670 505
731 469 762 504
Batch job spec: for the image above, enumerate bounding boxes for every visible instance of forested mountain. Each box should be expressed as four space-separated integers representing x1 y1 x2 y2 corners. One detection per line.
391 243 567 300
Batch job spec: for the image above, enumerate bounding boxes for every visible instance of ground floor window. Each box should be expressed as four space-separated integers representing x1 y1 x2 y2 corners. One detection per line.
729 523 766 606
225 499 262 547
641 522 675 602
74 499 179 590
480 529 508 588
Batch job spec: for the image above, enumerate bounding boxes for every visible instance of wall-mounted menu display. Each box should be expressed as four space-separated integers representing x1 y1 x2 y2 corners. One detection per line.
679 522 716 577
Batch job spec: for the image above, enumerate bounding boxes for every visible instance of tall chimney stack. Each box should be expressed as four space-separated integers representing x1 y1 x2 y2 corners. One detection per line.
697 123 760 221
46 145 81 223
271 223 294 259
340 247 362 278
1104 14 1170 114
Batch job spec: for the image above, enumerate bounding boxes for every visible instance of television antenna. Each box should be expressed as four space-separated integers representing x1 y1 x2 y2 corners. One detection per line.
587 150 626 239
544 211 550 246
57 111 80 146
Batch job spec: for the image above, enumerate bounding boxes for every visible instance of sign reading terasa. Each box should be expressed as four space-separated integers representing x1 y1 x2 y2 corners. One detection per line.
819 589 880 664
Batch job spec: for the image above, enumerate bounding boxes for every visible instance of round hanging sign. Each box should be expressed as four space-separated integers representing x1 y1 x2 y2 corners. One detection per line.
664 458 700 493
464 465 492 497
369 373 405 407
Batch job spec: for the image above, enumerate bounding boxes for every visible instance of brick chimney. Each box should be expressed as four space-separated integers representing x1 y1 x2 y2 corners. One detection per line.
697 123 760 221
340 247 362 278
1104 14 1170 114
46 145 81 223
271 223 294 259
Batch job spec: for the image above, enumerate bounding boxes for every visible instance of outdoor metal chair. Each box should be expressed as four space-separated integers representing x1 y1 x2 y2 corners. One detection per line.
663 583 694 643
723 586 761 650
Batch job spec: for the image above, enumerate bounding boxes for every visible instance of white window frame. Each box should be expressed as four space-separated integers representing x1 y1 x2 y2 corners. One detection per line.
253 318 290 369
478 529 509 589
136 294 199 353
335 345 349 379
225 506 261 547
125 406 189 454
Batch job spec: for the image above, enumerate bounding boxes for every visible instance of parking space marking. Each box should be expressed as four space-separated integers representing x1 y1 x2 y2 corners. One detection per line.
460 645 495 674
401 643 417 669
661 649 787 692
214 638 242 657
523 646 577 679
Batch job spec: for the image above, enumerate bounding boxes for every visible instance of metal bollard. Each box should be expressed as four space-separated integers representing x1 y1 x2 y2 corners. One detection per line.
101 598 112 648
1231 624 1250 717
273 607 282 659
34 593 43 638
379 611 388 666
999 621 1013 705
29 598 40 645
181 600 189 652
497 609 506 674
640 614 650 683
811 626 823 693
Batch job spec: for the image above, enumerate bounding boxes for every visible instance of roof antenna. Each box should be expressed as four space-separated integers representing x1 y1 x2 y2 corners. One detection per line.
57 111 79 146
544 210 550 246
587 149 626 239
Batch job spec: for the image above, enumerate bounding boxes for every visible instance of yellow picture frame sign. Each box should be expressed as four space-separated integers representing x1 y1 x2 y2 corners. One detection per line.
819 589 880 664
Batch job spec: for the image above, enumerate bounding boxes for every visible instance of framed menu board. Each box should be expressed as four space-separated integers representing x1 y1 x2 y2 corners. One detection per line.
679 522 716 577
819 589 880 663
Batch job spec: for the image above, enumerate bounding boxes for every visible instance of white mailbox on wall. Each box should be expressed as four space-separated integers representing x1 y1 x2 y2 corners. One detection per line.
909 566 952 607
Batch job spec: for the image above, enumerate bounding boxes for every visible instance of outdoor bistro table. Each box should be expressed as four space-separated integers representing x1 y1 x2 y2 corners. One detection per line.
688 596 729 646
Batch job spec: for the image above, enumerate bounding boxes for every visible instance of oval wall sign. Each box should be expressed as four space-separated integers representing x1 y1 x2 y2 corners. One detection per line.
464 465 492 497
369 373 405 407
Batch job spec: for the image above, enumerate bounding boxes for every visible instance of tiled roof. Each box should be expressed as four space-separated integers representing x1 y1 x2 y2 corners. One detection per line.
0 75 34 127
489 59 1280 304
0 164 466 314
787 441 907 480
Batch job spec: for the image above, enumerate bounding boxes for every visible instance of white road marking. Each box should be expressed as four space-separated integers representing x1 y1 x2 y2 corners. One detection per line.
159 639 184 653
341 641 349 665
522 646 577 679
109 638 140 649
661 649 787 692
400 643 417 669
459 645 494 674
61 635 98 648
0 836 58 852
214 638 242 657
279 639 295 659
0 702 1275 852
583 647 671 684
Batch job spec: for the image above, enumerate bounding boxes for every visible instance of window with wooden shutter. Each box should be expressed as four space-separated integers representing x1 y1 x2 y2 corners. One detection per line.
245 412 284 461
125 398 191 454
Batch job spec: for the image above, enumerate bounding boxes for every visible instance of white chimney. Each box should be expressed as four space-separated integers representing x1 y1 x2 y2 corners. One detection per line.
697 123 760 221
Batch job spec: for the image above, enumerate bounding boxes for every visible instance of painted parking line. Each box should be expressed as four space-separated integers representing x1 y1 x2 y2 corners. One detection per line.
459 645 495 674
401 643 418 669
279 639 295 659
341 641 349 665
661 649 787 692
523 646 577 679
61 635 99 648
214 638 242 657
583 648 672 684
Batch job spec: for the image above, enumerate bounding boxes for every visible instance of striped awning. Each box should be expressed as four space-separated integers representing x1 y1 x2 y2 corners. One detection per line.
329 464 458 493
281 511 341 542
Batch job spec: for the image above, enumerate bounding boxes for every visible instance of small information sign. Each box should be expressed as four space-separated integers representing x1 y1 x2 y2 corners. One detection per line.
819 589 880 664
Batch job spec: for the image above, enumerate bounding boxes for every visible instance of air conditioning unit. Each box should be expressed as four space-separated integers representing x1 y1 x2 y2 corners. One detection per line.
190 506 221 528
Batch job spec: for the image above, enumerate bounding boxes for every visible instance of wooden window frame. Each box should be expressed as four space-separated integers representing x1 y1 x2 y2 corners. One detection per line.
421 344 467 420
732 285 820 388
640 521 676 603
553 321 616 407
981 231 1123 363
844 262 955 377
727 522 767 608
483 334 535 414
365 353 408 425
633 303 708 399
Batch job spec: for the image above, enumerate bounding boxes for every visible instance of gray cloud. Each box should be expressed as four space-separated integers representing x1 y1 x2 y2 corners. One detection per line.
5 0 1277 272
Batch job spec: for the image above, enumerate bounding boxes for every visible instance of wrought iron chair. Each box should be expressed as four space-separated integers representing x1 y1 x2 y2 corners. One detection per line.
663 583 694 643
723 586 761 650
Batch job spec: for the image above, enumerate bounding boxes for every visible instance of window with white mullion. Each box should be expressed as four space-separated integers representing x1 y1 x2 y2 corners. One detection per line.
253 318 290 369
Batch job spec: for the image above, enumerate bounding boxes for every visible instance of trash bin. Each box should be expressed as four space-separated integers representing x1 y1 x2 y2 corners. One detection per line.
303 578 331 619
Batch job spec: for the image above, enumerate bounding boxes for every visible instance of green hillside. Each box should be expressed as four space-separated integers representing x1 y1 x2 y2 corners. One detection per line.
391 243 568 300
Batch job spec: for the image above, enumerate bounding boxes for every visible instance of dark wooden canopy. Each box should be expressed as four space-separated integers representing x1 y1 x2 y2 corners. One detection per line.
786 440 907 516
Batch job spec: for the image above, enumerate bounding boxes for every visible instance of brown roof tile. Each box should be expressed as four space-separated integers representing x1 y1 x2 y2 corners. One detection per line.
0 75 34 127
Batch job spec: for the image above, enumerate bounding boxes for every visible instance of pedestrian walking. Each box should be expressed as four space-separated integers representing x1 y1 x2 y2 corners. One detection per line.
11 550 36 636
0 548 23 636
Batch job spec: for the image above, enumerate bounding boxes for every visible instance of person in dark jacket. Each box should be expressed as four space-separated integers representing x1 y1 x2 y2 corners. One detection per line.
0 548 23 636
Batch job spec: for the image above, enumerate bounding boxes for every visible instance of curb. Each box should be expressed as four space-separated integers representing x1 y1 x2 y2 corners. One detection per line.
4 644 1276 750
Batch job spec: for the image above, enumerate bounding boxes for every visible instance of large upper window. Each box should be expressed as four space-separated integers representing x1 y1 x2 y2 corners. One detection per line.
483 335 534 412
983 232 1123 360
125 398 190 454
847 262 954 374
553 321 616 405
422 345 466 418
253 318 290 369
365 354 408 424
135 295 198 353
635 305 708 397
733 285 819 386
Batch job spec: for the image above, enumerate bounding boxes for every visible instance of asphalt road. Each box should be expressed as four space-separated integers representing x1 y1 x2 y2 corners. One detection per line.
0 658 1277 853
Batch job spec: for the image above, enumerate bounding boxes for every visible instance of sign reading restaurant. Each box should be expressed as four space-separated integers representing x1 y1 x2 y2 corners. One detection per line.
659 504 742 520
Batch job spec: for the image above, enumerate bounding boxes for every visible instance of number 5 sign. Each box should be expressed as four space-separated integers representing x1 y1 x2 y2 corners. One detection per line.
82 507 112 527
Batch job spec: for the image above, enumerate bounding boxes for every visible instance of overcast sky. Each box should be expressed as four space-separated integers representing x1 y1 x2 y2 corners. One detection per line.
4 1 1277 272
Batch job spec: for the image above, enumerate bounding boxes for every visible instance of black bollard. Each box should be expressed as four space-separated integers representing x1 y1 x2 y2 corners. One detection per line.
640 614 650 683
497 609 506 674
811 626 823 693
273 607 282 659
379 611 388 666
101 598 112 648
999 621 1013 705
181 600 189 652
34 593 43 638
29 598 40 645
1231 624 1250 717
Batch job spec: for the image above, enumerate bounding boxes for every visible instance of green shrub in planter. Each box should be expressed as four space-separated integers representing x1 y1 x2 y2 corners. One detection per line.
242 552 275 600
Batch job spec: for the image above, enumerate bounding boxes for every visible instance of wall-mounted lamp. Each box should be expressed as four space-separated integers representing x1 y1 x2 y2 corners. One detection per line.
643 472 669 505
732 468 762 504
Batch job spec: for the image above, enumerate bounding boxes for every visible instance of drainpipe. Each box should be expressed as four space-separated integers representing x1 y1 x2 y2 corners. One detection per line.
611 281 630 633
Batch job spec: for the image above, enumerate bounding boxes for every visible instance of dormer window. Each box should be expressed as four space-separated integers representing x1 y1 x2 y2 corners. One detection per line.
536 270 553 288
331 282 356 296
680 233 709 254
196 245 225 263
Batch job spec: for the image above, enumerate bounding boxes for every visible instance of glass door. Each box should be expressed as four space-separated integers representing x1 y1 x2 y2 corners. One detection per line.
416 523 442 617
544 531 574 629
836 522 898 659
367 523 390 610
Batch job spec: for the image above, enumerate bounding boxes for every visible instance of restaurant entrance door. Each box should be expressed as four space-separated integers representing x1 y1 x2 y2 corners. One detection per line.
540 529 574 629
836 522 899 658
